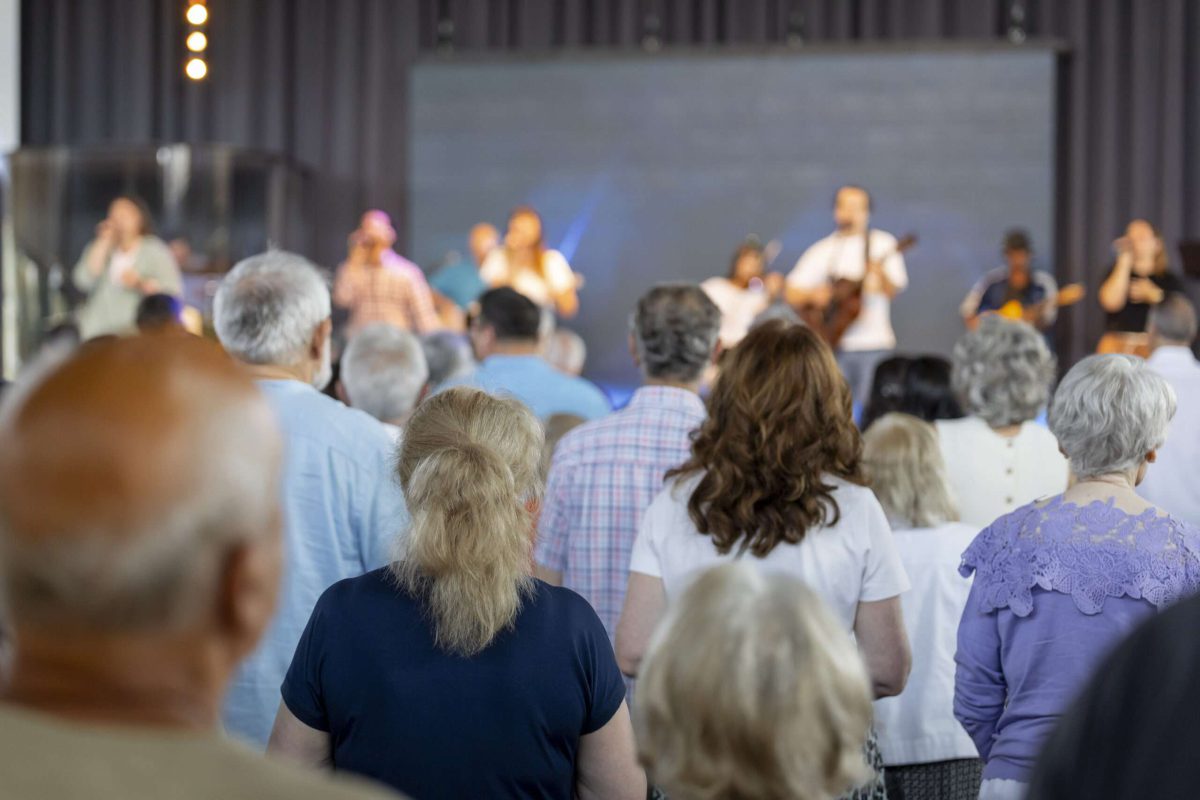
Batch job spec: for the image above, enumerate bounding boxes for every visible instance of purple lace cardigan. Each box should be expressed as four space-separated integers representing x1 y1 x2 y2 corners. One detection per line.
954 497 1200 782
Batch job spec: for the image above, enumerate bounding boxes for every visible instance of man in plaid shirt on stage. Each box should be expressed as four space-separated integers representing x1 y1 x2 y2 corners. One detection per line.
333 210 440 336
535 284 721 639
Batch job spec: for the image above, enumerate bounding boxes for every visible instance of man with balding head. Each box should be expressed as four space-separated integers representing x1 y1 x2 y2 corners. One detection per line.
0 336 397 799
214 251 407 747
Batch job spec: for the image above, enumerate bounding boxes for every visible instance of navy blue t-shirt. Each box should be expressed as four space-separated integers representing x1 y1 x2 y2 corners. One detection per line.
281 568 625 799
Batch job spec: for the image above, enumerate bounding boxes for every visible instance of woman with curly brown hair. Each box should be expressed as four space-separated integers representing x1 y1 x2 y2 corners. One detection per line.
615 320 911 795
616 319 909 682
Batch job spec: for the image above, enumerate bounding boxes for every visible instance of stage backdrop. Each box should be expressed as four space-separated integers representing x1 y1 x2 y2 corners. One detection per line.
410 47 1056 392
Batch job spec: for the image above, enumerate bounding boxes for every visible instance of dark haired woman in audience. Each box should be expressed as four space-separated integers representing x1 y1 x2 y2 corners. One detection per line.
860 355 910 430
480 206 580 317
268 387 644 799
616 319 911 799
954 354 1200 800
862 356 962 431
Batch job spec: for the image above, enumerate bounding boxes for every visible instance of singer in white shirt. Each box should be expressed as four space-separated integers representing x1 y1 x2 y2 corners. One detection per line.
786 186 908 410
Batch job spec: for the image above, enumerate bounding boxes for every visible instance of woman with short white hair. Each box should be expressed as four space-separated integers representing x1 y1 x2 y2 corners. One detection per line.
937 316 1068 527
955 354 1200 799
863 414 981 798
268 387 645 799
635 562 873 800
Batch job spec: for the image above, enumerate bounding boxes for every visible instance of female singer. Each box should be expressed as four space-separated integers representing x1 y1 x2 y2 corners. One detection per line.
701 238 784 349
480 207 579 318
72 196 181 339
1097 219 1185 355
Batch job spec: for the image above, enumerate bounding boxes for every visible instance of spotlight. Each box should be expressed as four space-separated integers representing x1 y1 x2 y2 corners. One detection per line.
185 57 208 81
186 31 207 52
185 3 208 26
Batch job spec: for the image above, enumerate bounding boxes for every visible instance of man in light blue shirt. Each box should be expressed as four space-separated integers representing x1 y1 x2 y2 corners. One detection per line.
439 287 610 420
214 251 407 749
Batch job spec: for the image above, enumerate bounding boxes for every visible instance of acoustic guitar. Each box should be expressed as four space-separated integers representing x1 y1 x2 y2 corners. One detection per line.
801 233 917 348
992 283 1087 323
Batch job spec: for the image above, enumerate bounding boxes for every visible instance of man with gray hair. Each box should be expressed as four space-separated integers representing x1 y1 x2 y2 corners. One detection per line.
1139 294 1200 524
214 251 407 748
0 335 396 799
339 323 430 440
535 284 721 641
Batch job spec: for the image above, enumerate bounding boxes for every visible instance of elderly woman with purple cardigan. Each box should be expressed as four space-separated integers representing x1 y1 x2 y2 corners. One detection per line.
954 354 1200 800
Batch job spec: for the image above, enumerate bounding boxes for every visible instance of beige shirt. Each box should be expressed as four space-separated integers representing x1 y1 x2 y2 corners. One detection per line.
0 705 402 800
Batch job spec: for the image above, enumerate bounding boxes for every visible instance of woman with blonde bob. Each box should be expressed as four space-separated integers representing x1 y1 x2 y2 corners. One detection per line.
863 413 981 798
268 387 644 799
635 563 873 800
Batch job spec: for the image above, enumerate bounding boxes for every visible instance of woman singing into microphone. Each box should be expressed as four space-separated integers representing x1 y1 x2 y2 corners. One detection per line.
480 207 579 318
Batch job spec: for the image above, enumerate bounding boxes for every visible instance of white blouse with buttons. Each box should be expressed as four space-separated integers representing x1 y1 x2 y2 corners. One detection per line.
935 415 1070 529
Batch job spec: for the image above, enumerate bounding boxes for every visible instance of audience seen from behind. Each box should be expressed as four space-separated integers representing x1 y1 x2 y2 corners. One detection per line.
268 387 644 799
439 287 610 420
862 414 982 797
861 354 963 431
634 563 873 800
214 251 408 748
338 323 430 441
536 284 721 640
419 330 475 389
544 327 588 376
1028 585 1200 799
0 336 395 800
72 195 183 339
616 320 911 798
1136 295 1200 525
937 317 1067 527
954 354 1200 799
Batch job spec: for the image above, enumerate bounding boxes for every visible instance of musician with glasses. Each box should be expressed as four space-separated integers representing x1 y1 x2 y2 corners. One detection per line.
786 185 909 409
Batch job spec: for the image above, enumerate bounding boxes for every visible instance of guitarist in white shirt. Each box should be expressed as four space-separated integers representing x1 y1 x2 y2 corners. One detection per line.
785 185 909 411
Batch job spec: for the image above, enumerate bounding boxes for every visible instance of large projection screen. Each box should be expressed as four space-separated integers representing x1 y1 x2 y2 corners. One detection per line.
410 47 1059 394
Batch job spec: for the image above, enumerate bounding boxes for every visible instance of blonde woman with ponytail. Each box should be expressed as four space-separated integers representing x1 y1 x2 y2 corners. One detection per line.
268 387 644 800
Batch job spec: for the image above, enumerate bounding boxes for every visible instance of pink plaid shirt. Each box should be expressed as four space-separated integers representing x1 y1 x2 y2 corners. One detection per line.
536 386 705 639
333 250 439 335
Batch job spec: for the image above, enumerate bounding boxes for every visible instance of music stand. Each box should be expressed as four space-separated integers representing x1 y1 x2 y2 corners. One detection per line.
1178 241 1200 279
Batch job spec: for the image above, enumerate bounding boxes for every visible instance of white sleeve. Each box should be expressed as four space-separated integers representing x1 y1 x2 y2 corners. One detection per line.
629 492 667 577
785 240 830 289
542 250 575 295
883 244 908 291
960 275 987 318
1039 272 1060 326
479 250 506 287
859 492 910 602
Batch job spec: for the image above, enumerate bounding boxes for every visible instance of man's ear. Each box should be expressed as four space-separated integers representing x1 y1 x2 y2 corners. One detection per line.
310 318 333 362
216 532 282 663
628 333 640 368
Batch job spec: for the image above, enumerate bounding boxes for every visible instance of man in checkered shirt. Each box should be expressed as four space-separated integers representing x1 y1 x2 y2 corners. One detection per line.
333 210 439 336
535 284 721 640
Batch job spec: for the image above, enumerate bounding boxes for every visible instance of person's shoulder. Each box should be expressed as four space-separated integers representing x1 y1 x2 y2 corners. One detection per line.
315 568 399 614
208 737 403 800
530 581 610 641
871 229 899 247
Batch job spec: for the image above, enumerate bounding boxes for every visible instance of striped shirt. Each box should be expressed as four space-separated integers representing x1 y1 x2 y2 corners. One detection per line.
535 386 705 639
333 251 439 335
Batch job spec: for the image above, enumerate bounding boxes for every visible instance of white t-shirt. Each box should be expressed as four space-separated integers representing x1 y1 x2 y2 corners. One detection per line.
700 276 770 348
480 248 575 307
786 230 908 351
629 473 909 632
936 416 1069 528
873 521 980 766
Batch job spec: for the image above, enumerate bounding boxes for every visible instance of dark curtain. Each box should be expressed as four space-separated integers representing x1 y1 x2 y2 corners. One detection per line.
20 0 1200 363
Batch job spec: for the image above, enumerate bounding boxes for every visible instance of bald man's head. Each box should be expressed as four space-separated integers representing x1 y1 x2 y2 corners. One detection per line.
0 335 283 633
